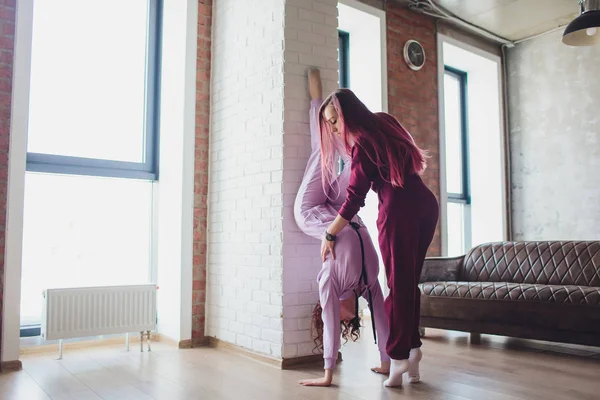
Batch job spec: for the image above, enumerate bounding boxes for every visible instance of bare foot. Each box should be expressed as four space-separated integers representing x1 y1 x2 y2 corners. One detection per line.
371 360 390 375
308 67 322 100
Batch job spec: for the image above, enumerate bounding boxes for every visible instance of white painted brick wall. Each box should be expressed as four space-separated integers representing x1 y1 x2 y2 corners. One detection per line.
208 0 341 361
281 0 339 359
207 0 286 358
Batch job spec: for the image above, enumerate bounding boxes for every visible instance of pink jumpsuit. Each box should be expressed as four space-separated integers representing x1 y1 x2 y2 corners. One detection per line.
293 99 390 370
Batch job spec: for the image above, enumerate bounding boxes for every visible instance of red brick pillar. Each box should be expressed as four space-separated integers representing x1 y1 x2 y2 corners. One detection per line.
192 0 212 342
386 3 441 256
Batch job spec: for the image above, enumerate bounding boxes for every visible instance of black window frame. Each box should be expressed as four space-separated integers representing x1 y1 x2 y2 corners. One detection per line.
20 0 162 339
338 30 350 89
337 30 350 174
444 66 470 205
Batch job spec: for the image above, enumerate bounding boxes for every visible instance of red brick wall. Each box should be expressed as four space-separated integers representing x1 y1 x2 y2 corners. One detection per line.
192 0 212 341
0 0 15 367
386 3 441 256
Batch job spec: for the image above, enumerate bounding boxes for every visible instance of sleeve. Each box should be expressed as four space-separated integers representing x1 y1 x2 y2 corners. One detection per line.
318 269 341 370
338 143 378 221
310 99 322 151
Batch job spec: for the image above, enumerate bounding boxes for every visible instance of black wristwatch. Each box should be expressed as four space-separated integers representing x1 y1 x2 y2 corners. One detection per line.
325 232 336 242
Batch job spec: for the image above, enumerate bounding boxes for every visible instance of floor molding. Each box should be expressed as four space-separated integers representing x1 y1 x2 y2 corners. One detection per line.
195 336 342 370
1 360 23 372
282 351 342 370
192 337 211 347
203 337 282 368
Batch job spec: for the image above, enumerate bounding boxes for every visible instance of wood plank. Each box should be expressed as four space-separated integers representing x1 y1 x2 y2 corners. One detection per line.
4 328 599 400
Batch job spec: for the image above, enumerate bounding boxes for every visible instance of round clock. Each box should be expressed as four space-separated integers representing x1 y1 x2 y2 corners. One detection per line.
403 40 426 71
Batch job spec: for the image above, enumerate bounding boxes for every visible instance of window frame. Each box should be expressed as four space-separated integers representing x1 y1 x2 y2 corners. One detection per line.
25 0 163 181
20 0 162 339
338 30 350 89
20 325 40 338
338 30 350 174
444 66 470 205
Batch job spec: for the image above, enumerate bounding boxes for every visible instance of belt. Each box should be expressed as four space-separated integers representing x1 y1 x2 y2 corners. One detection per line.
349 221 377 344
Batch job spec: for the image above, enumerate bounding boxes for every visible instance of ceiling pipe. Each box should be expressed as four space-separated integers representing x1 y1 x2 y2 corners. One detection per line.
407 0 515 47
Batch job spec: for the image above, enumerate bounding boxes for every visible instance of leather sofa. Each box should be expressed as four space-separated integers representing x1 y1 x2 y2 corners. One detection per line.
418 241 600 346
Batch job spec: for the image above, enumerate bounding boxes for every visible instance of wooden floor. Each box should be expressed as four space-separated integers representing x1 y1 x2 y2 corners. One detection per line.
2 329 600 400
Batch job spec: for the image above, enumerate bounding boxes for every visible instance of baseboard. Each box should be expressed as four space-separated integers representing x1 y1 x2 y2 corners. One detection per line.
281 351 343 370
193 336 343 370
203 337 283 368
1 360 23 372
192 337 211 347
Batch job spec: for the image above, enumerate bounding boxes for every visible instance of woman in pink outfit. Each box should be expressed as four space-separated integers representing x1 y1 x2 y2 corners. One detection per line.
319 88 439 388
295 69 390 387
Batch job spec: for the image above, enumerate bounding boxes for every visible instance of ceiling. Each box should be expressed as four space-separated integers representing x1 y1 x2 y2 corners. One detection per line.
412 0 581 42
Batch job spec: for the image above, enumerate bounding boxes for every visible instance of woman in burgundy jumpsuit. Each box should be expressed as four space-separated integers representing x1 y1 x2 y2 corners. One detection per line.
318 89 439 387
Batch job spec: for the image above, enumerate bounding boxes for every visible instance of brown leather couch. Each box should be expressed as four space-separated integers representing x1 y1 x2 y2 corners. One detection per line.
418 241 600 346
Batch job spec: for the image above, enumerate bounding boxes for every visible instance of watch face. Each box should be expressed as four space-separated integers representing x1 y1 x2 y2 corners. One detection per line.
408 41 425 67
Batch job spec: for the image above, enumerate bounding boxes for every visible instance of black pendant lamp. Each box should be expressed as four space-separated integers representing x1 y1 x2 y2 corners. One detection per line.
563 0 600 46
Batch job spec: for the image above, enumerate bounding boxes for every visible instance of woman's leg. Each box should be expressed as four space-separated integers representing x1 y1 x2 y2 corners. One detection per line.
380 228 415 387
294 69 338 240
407 196 438 383
367 282 391 374
382 188 438 387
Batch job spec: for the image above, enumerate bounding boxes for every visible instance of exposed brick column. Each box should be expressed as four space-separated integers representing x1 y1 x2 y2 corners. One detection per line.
0 0 16 367
386 2 441 256
192 0 212 341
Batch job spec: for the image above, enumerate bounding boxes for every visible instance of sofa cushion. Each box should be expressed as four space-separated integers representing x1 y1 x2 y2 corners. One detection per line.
460 241 600 286
420 281 600 306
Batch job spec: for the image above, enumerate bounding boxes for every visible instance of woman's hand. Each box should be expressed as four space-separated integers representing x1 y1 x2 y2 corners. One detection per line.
299 370 333 387
321 236 336 262
320 216 349 263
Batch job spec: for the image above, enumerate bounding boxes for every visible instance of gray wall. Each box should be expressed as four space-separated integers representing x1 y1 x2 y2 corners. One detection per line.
507 30 600 241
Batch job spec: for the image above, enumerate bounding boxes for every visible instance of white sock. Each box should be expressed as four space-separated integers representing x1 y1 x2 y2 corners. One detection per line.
407 348 423 383
383 359 409 387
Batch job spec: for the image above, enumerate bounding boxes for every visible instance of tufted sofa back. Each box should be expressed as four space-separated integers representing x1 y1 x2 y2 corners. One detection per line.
460 242 600 286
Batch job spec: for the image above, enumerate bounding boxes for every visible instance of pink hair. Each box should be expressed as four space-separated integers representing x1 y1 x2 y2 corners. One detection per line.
319 89 427 194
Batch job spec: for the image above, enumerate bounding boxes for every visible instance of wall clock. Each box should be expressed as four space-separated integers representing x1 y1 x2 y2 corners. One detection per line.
403 40 426 71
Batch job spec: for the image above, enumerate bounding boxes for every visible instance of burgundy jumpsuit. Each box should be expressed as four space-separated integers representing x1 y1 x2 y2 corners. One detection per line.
338 139 439 361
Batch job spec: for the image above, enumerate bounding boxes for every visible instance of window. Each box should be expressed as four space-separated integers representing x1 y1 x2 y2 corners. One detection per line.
26 0 161 180
443 66 471 256
338 30 350 173
338 30 350 89
20 174 154 335
20 0 161 337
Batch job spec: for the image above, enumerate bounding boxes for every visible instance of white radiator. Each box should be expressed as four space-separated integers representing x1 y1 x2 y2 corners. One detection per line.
41 284 157 342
